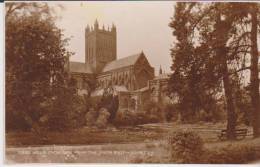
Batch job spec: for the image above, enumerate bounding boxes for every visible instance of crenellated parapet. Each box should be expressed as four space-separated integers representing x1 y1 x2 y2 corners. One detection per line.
85 19 116 35
85 19 117 73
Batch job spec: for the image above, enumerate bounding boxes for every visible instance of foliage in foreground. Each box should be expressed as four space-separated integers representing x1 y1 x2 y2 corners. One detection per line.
166 130 260 164
132 131 260 164
168 2 260 137
5 2 75 132
113 111 161 127
167 130 204 163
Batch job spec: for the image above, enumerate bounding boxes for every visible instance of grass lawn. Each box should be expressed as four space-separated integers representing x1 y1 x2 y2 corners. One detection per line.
6 125 165 146
5 122 254 146
5 122 260 163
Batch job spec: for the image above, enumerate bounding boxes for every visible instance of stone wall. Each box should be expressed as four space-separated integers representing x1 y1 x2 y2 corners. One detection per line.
117 89 151 112
148 75 170 104
97 66 134 90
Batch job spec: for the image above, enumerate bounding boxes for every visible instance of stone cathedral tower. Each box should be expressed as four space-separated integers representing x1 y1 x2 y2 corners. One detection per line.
85 19 117 73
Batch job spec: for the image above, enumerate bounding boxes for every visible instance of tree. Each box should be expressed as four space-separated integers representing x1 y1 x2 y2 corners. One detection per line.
212 3 237 139
169 2 256 139
5 2 73 131
168 2 199 122
168 3 222 122
212 3 260 137
248 4 260 137
98 86 119 122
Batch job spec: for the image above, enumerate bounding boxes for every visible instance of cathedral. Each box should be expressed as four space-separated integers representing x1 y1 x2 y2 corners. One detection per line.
67 20 155 94
66 20 172 112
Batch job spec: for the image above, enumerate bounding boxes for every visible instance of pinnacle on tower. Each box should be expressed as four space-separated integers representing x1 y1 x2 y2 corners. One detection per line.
94 19 99 30
86 24 90 32
112 23 116 32
159 65 162 75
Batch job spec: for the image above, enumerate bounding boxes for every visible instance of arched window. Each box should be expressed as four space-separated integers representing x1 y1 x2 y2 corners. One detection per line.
120 77 124 85
113 76 116 84
115 77 118 85
151 87 156 94
125 74 128 84
130 98 136 110
118 75 121 85
122 98 128 107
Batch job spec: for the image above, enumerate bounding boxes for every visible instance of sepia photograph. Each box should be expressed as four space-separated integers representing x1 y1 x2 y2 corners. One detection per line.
4 0 260 164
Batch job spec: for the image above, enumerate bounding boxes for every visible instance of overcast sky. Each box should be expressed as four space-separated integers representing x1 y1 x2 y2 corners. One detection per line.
53 1 175 75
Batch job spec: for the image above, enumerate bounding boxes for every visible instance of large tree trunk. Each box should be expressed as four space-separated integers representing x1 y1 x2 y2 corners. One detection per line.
250 6 260 138
222 59 237 140
216 11 237 140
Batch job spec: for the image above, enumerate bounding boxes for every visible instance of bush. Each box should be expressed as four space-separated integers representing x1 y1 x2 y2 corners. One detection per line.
167 130 260 164
167 130 204 163
143 101 181 123
143 101 166 122
135 112 161 124
113 110 136 127
96 108 110 128
113 110 163 127
67 95 88 128
46 115 68 131
6 111 31 131
85 108 98 126
163 103 178 122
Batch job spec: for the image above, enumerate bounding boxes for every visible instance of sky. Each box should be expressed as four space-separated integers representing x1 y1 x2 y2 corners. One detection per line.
53 1 175 75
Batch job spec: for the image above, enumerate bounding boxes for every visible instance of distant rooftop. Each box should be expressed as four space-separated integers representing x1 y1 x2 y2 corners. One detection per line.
134 86 149 92
102 52 144 72
69 52 148 74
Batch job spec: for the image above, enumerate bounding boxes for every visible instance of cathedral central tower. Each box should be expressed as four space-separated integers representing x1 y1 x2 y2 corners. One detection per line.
85 19 117 73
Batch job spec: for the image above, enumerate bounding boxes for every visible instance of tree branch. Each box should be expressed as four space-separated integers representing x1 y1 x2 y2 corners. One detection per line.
228 66 251 76
6 3 27 18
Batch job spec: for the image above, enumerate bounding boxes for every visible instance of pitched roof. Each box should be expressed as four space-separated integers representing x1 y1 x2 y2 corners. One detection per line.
102 52 143 72
69 61 93 74
91 85 128 97
134 86 149 92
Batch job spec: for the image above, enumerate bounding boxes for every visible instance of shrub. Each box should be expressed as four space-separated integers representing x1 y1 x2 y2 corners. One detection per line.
113 100 175 127
143 101 162 115
47 114 68 131
113 111 163 127
85 108 98 126
96 108 111 128
167 130 204 163
143 101 166 122
113 110 136 127
67 96 88 128
163 103 178 122
135 112 160 124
